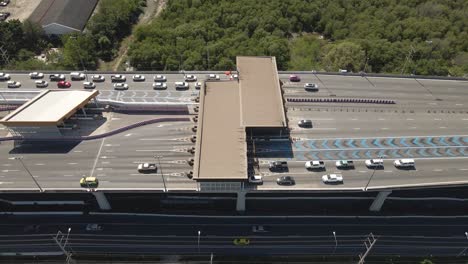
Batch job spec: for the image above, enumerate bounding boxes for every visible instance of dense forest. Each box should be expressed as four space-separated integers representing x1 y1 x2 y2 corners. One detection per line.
129 0 467 76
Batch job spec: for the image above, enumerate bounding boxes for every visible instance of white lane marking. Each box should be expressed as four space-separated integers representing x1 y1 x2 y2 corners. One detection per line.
67 163 77 165
463 119 468 121
409 127 417 129
125 133 132 137
74 150 82 153
353 128 361 130
350 118 358 121
295 134 468 141
0 182 14 185
34 163 45 166
381 128 389 130
90 139 106 178
63 175 73 177
111 117 121 120
460 169 468 171
428 102 438 105
433 169 443 172
1 164 11 166
101 162 110 164
378 118 385 121
439 127 447 129
406 118 414 121
1 170 19 172
105 144 120 147
434 118 441 120
456 104 463 106
139 138 177 141
310 128 337 130
358 171 367 173
384 171 393 173
136 149 179 152
105 150 114 153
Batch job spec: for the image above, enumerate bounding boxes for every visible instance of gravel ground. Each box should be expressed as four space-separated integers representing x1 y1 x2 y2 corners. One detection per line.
2 0 42 21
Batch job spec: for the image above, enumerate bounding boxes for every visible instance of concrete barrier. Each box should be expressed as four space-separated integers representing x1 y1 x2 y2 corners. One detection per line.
286 98 396 104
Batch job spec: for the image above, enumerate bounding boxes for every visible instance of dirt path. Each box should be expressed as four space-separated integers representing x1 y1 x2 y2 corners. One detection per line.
102 0 167 71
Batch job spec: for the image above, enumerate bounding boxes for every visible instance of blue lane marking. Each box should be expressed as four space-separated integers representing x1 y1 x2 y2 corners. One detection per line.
311 152 319 160
461 148 467 156
377 149 386 158
430 148 442 157
463 137 468 145
352 150 360 159
321 140 329 149
426 137 437 147
324 151 333 160
453 136 462 146
417 148 429 157
294 151 305 160
412 137 424 147
404 149 413 157
347 139 356 148
439 137 449 146
445 148 455 157
338 151 347 160
372 139 382 148
390 149 401 158
400 138 410 147
306 140 316 149
365 150 372 159
386 138 398 148
360 139 370 148
334 140 344 149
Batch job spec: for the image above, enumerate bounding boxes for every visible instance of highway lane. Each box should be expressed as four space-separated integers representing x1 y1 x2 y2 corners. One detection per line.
0 214 468 256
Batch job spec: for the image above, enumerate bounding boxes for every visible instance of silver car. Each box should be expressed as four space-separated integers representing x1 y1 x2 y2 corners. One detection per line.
175 81 189 89
152 82 167 90
35 80 48 88
91 75 105 82
113 83 129 90
7 81 21 88
83 81 96 89
154 75 167 82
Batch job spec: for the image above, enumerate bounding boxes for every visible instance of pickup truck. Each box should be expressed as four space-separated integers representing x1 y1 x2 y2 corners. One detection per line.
335 160 354 169
305 160 325 170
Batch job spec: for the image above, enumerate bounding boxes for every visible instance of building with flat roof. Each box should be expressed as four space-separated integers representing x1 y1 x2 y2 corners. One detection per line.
194 56 287 189
28 0 98 35
0 90 99 137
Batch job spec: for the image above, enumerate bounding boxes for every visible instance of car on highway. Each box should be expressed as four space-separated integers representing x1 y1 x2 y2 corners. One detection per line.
231 74 239 80
35 80 48 88
70 72 86 80
154 75 167 82
233 238 250 246
298 119 312 128
137 163 157 173
86 224 103 231
248 175 263 184
0 72 10 81
365 159 384 168
206 74 220 80
289 74 301 82
29 72 44 79
132 74 145 82
91 75 105 82
394 159 415 168
276 176 295 185
7 81 21 88
305 160 325 170
57 81 71 88
184 74 197 82
195 82 202 90
336 160 354 169
152 82 167 90
304 83 319 91
322 174 343 184
83 81 96 89
80 176 98 188
49 74 65 81
0 0 10 6
111 74 126 82
114 83 129 90
269 160 288 171
252 225 269 233
175 81 189 89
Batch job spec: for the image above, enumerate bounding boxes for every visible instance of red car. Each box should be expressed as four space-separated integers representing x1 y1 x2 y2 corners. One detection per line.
57 81 71 88
289 74 301 82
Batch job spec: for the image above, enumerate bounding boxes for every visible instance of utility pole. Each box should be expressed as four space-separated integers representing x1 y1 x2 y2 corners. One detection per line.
364 156 383 191
332 231 338 254
197 230 201 254
9 156 43 192
0 46 10 65
400 45 415 75
357 233 377 264
155 155 167 192
53 230 75 264
457 232 468 257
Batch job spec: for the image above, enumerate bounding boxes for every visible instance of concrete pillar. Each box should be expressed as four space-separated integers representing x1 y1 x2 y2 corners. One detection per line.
369 190 392 212
236 191 246 212
92 192 111 210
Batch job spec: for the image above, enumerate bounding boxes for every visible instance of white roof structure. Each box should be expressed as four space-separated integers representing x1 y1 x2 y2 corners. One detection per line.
0 90 99 126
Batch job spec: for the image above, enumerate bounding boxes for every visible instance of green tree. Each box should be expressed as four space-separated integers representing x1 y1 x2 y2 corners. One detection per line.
323 41 365 72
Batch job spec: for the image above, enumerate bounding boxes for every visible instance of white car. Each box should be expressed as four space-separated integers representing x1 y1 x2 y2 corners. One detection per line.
152 82 167 90
86 224 103 231
83 81 96 89
207 74 220 80
132 75 145 81
91 75 105 82
394 159 415 168
35 80 48 88
111 74 126 82
365 159 384 168
252 225 269 233
184 75 197 82
248 175 263 184
153 75 167 82
7 81 20 88
49 74 65 81
175 81 189 89
70 72 86 80
195 82 202 90
304 83 319 91
322 174 343 184
137 163 157 173
0 72 10 80
29 72 44 79
305 160 325 170
113 83 129 90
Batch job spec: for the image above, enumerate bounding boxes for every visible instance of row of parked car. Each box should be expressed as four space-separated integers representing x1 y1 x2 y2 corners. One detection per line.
249 159 416 185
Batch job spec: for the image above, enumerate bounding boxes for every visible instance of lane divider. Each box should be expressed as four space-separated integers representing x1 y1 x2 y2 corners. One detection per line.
286 98 396 104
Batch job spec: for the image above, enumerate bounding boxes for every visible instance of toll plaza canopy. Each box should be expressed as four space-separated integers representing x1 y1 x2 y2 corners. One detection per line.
194 56 286 181
237 56 287 127
0 90 99 126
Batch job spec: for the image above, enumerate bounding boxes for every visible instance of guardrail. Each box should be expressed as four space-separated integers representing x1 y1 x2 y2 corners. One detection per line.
286 98 396 104
0 117 190 142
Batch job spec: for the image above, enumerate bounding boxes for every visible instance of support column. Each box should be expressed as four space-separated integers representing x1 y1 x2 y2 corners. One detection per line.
92 192 111 210
236 191 246 212
369 190 392 212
